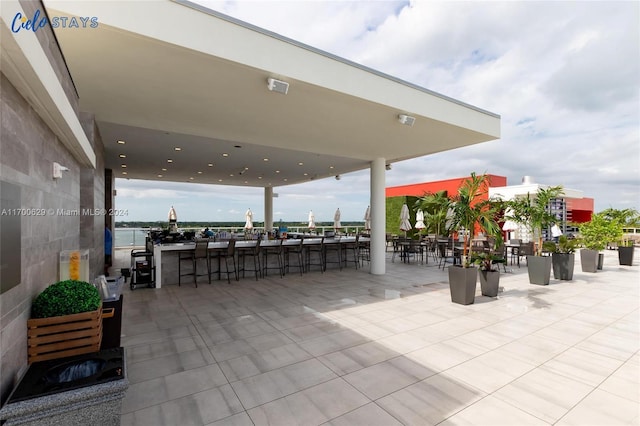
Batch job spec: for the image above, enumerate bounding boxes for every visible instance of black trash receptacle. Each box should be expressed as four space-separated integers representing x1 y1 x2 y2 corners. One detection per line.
100 277 124 349
102 295 123 349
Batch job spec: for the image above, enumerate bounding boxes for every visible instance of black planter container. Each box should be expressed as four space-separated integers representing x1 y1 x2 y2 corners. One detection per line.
552 253 575 280
618 246 634 266
0 347 128 426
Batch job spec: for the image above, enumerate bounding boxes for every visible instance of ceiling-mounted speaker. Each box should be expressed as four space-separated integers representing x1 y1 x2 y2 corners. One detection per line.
267 78 289 94
398 114 416 126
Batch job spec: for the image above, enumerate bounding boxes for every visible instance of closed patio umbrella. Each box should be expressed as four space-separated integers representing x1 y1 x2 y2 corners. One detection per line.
364 206 371 231
244 209 253 230
334 208 341 229
415 209 426 230
399 204 411 235
308 210 316 229
502 208 518 231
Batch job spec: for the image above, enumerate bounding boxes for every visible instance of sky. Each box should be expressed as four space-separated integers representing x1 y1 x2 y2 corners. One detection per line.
114 0 640 224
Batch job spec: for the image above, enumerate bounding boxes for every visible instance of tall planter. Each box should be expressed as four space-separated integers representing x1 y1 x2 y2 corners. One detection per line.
580 249 599 273
552 253 574 280
448 266 477 305
527 255 552 285
618 246 634 266
478 270 500 297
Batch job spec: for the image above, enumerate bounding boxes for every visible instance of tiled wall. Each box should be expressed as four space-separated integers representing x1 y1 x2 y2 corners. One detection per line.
0 74 105 403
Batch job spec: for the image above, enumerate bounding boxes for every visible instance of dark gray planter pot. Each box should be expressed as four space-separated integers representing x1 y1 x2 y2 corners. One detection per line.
580 249 599 273
527 255 552 285
478 270 500 297
448 266 477 305
618 246 635 266
552 253 574 280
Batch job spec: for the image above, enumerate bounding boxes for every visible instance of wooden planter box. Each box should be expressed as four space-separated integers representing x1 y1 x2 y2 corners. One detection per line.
27 307 111 364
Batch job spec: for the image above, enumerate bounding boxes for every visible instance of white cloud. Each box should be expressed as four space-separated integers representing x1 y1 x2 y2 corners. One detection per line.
114 0 640 221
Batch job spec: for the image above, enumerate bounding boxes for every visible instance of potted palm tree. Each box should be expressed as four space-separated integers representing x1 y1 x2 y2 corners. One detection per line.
600 208 638 266
415 190 452 238
544 235 578 280
578 212 622 272
471 251 504 297
506 186 564 285
448 173 503 305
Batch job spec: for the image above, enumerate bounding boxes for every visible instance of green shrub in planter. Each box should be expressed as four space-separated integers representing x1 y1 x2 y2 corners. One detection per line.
31 280 101 319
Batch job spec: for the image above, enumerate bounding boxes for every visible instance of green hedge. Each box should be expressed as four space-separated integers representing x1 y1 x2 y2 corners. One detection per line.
31 280 101 318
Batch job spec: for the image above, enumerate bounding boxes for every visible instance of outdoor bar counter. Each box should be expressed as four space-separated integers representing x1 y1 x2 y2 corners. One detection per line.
153 237 364 287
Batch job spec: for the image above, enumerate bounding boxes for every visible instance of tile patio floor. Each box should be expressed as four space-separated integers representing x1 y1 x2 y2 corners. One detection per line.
112 248 639 426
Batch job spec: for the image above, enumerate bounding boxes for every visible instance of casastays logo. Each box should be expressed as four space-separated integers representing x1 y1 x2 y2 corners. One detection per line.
11 9 98 33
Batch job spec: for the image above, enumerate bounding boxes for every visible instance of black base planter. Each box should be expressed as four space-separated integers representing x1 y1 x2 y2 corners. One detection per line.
580 249 599 273
479 270 500 297
619 247 634 266
0 348 128 426
527 255 552 285
448 266 477 305
552 253 575 280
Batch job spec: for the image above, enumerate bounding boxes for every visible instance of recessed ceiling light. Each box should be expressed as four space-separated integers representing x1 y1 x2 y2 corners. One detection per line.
329 165 334 169
189 177 194 180
119 154 126 158
157 174 163 178
122 171 127 175
303 173 308 176
174 147 182 151
117 140 126 144
258 176 263 179
167 159 173 163
222 153 229 157
263 158 269 162
283 178 288 182
121 164 127 168
208 163 213 167
275 170 280 173
229 174 234 177
218 179 223 182
162 168 167 171
298 162 303 166
244 181 248 184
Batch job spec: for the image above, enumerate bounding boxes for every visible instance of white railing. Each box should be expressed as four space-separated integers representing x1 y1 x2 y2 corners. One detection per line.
114 226 368 248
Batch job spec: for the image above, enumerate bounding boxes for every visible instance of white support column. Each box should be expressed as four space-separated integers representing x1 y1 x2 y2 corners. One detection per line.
264 187 273 232
370 158 386 275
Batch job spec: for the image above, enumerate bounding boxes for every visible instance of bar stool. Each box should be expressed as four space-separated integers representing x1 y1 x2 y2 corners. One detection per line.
323 237 342 271
342 235 360 269
178 238 210 287
358 236 370 265
284 238 305 275
237 239 261 280
262 239 284 277
305 237 324 273
210 239 237 283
